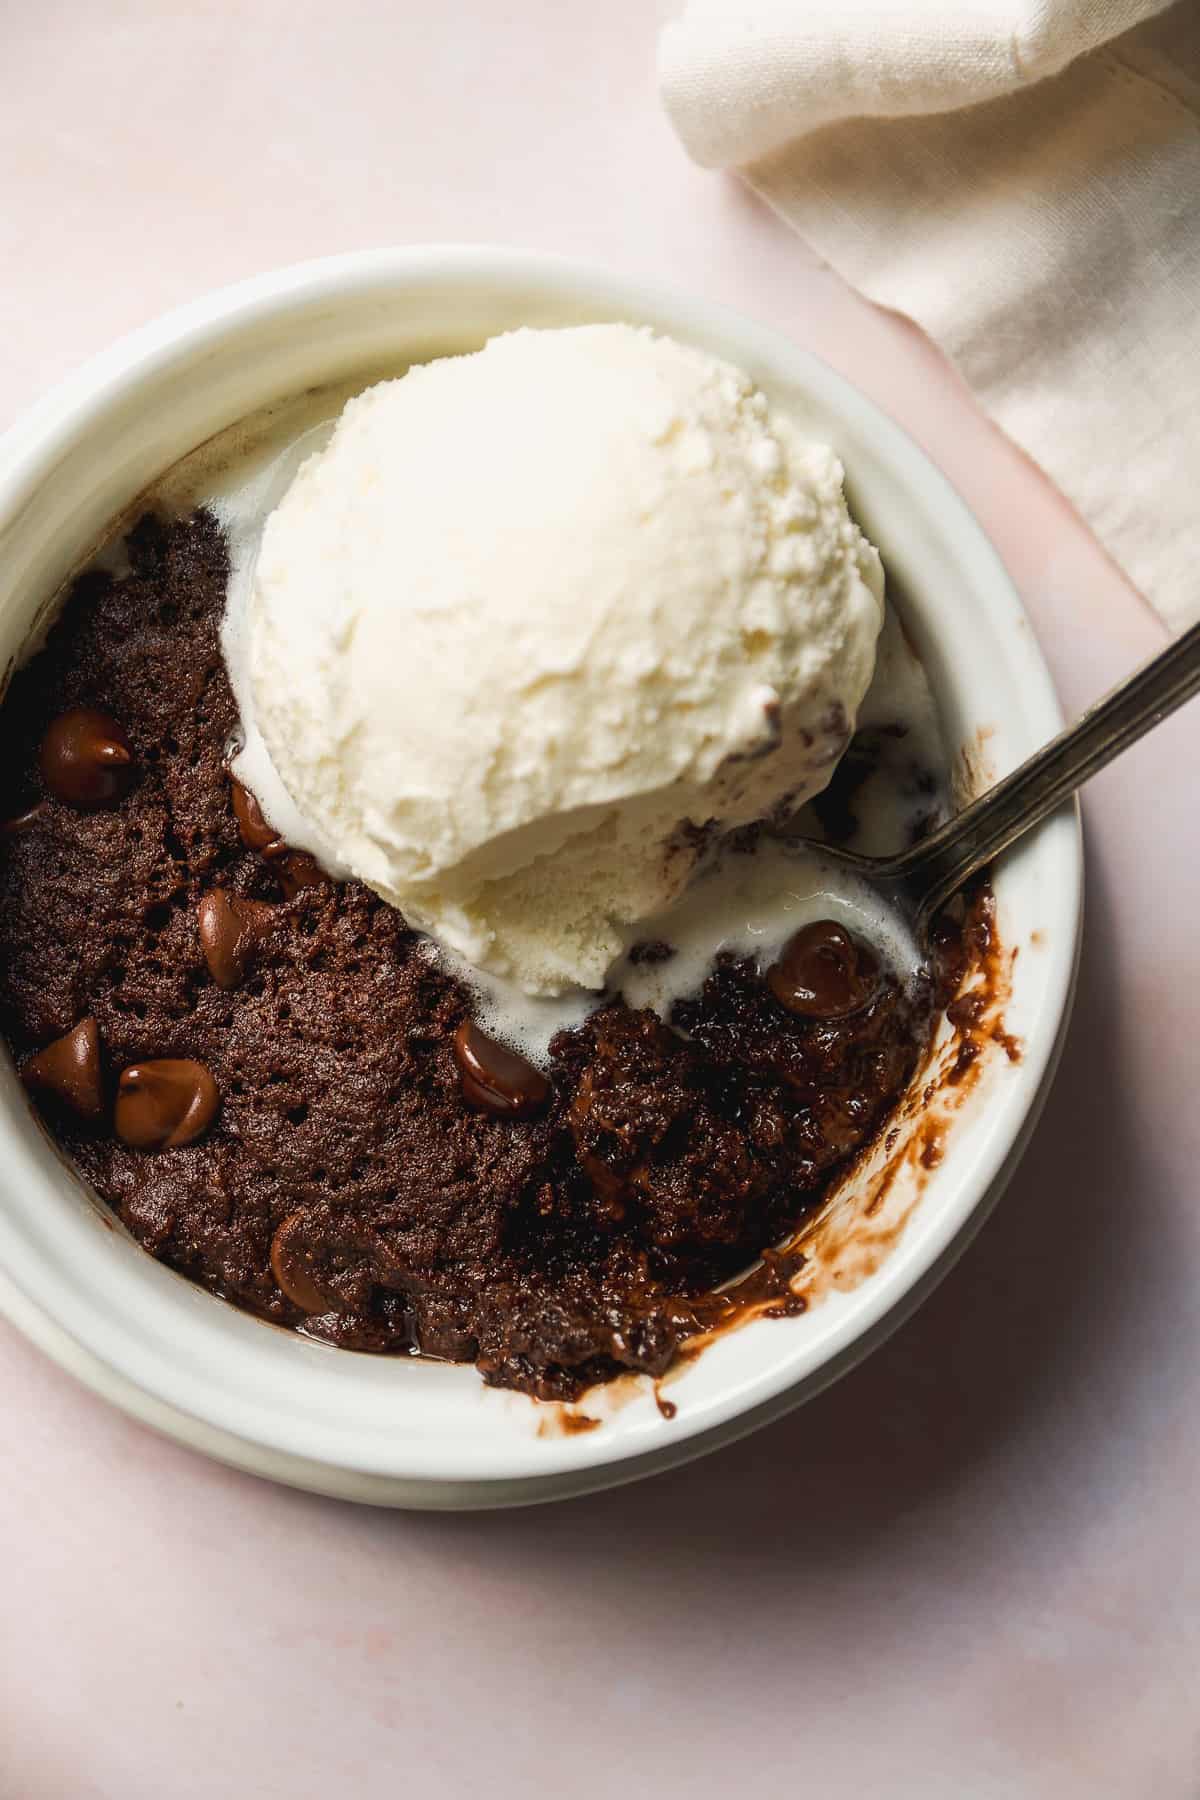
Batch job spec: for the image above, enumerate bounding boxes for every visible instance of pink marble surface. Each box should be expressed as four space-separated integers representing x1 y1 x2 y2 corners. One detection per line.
2 4 1198 1796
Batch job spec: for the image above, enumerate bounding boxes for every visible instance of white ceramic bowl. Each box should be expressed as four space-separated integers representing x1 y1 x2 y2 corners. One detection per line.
0 248 1081 1508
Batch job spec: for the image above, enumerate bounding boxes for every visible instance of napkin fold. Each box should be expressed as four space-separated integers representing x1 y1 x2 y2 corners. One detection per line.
660 0 1200 630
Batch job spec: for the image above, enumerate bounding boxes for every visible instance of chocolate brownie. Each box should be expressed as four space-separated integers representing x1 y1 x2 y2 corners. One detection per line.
0 513 963 1399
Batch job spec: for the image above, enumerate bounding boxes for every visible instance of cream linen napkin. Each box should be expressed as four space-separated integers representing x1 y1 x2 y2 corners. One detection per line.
660 0 1200 630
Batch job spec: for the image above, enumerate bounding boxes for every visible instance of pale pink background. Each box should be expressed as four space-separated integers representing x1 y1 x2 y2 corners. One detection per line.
2 4 1198 1796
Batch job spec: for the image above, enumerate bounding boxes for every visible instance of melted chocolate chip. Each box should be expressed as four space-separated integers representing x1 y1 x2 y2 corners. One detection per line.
270 1211 339 1314
21 1017 105 1123
275 851 323 899
453 1020 551 1120
197 889 277 989
229 777 282 854
40 707 134 808
115 1058 219 1150
228 778 324 895
767 920 879 1019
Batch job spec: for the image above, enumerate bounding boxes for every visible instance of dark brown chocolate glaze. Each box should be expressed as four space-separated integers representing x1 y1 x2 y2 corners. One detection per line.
0 512 970 1401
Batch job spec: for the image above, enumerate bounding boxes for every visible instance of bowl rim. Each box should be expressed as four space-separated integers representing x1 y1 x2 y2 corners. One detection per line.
0 246 1083 1501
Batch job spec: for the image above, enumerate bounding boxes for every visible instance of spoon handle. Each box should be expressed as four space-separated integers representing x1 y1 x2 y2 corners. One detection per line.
904 617 1200 923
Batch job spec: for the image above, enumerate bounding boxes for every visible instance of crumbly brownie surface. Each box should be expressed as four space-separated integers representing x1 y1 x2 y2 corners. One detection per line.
0 513 955 1399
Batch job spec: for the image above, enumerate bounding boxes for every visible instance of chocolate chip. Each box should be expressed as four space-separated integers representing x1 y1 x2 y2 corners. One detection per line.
767 921 879 1019
227 778 324 895
115 1058 219 1149
270 1211 339 1314
274 851 323 899
1 804 44 836
229 777 282 854
21 1017 105 1123
197 889 277 989
453 1020 551 1120
40 707 134 808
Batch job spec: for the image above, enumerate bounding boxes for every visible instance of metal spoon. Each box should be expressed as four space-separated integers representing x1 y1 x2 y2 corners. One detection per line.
811 618 1200 938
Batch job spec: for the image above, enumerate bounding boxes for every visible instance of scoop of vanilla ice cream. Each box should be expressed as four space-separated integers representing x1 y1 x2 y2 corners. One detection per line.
245 325 884 994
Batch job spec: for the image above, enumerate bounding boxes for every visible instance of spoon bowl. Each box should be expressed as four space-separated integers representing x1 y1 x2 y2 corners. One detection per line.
817 617 1200 943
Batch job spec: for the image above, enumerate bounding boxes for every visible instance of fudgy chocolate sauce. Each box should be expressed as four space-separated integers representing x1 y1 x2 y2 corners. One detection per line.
0 512 977 1401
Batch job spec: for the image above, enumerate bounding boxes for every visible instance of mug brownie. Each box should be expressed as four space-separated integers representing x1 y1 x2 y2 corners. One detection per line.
0 511 969 1400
